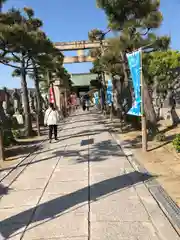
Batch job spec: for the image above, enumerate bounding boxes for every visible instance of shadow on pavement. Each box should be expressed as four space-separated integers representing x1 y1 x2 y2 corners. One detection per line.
52 128 106 144
0 184 9 196
0 138 125 174
0 171 153 239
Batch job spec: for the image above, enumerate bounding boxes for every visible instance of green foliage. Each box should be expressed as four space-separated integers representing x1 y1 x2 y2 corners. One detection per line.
3 134 12 147
96 0 162 31
173 134 180 152
88 28 104 41
12 129 21 139
90 0 170 80
3 129 15 147
0 7 62 74
143 50 180 93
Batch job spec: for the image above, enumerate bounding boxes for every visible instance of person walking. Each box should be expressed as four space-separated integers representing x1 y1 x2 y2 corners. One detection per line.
85 95 90 111
44 103 59 143
82 96 86 111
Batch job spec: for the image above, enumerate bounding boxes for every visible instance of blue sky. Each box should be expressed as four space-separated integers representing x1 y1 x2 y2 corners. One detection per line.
0 0 180 88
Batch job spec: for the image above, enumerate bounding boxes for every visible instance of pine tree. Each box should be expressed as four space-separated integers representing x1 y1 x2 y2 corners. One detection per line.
95 0 170 132
0 7 60 136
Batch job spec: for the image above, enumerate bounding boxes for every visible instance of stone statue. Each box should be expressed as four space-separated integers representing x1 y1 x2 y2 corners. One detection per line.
2 88 10 115
164 89 180 125
28 90 35 113
12 89 20 113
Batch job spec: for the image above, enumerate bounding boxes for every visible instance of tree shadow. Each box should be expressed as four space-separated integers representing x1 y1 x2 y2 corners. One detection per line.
0 143 80 174
79 139 125 163
52 138 125 164
148 133 177 152
64 123 98 131
4 142 44 163
120 136 142 149
159 124 179 135
65 119 99 125
0 184 10 196
1 126 126 175
57 128 106 142
0 171 153 239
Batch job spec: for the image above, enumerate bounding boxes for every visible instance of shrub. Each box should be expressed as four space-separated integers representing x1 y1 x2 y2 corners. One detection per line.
12 129 21 139
173 134 180 153
3 132 13 147
155 133 166 142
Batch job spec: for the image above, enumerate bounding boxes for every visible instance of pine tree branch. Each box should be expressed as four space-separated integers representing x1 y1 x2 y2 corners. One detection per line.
0 60 21 69
11 52 21 62
25 57 32 68
140 28 150 36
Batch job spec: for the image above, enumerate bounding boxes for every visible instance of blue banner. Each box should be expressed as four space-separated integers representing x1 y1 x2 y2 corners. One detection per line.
94 91 99 105
106 79 113 105
126 50 142 116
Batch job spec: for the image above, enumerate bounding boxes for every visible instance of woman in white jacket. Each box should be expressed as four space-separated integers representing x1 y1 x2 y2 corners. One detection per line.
44 103 60 143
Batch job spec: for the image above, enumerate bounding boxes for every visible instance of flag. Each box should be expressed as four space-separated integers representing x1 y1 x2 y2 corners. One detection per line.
94 91 99 105
106 79 113 106
49 87 54 103
126 49 142 116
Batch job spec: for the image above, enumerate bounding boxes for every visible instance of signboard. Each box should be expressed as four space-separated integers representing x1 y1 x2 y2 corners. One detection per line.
106 79 113 106
94 91 99 105
126 49 142 116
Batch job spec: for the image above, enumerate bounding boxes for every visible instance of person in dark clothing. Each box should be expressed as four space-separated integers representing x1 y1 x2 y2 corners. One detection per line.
82 96 86 111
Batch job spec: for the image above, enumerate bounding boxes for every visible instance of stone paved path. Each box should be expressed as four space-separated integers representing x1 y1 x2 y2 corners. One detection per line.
0 110 179 240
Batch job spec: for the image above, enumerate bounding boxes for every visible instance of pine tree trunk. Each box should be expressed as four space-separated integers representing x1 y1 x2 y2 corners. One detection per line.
143 80 158 134
21 66 32 137
120 52 129 88
113 78 123 120
34 77 41 136
33 65 44 137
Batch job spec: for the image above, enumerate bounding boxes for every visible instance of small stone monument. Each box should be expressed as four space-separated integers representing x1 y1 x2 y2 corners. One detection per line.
28 90 35 113
12 89 20 113
12 89 24 125
2 88 10 116
163 89 180 124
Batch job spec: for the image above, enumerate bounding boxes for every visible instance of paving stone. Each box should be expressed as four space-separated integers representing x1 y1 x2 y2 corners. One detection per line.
135 184 180 240
23 215 88 239
23 238 88 240
10 178 47 191
91 221 160 240
90 189 149 222
90 174 133 198
51 168 88 181
0 111 178 240
0 189 42 208
38 190 89 218
0 223 25 240
0 206 34 223
18 168 52 180
45 180 88 195
90 167 125 183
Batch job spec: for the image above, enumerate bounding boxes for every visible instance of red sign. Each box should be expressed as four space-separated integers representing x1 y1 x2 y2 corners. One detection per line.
49 87 54 103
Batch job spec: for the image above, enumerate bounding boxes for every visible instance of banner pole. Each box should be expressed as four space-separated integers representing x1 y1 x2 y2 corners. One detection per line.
140 49 147 152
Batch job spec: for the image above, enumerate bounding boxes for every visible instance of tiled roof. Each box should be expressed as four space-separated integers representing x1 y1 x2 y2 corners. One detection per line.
71 73 97 86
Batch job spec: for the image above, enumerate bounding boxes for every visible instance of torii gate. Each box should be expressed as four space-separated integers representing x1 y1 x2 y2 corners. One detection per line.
51 40 109 112
54 40 109 64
